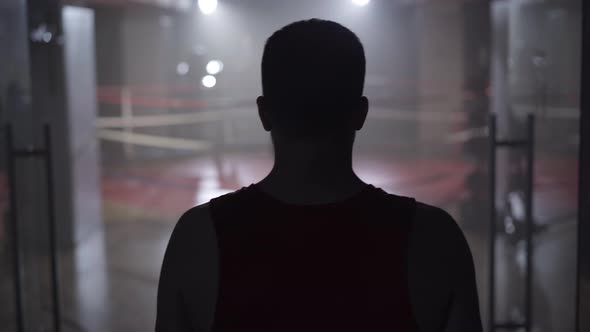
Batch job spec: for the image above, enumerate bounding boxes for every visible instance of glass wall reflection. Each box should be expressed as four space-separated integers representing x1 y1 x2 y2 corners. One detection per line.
92 1 580 331
1 0 581 331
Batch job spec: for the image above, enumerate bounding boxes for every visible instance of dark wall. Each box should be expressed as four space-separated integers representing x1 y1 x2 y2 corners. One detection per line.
95 7 123 86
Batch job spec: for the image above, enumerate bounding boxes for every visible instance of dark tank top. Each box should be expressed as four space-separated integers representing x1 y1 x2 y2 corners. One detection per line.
208 183 419 332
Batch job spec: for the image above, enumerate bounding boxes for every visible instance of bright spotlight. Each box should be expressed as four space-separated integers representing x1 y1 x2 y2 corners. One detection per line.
198 0 217 15
352 0 370 6
206 60 223 75
176 62 190 75
202 75 217 88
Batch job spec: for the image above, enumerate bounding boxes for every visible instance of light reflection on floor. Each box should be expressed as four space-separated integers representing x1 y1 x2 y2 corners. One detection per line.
101 150 477 223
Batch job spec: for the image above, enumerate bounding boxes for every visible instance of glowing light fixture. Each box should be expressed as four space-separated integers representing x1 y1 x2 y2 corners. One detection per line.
202 75 217 88
176 62 190 75
198 0 217 15
352 0 370 6
206 60 223 75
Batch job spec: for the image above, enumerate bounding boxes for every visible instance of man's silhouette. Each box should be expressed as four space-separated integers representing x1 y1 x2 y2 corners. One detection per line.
156 19 482 332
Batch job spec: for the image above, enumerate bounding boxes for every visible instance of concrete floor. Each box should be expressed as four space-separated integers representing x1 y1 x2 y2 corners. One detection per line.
0 149 579 331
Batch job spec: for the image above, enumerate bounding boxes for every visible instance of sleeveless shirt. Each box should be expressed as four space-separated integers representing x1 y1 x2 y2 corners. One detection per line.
207 183 419 332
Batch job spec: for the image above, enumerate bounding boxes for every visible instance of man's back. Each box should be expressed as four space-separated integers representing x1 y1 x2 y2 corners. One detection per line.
155 184 482 332
156 18 481 332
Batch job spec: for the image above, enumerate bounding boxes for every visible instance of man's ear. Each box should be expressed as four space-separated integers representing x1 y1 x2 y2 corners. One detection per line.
354 96 369 131
257 96 272 131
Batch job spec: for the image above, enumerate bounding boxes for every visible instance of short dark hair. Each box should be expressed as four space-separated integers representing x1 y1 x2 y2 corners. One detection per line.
261 19 366 137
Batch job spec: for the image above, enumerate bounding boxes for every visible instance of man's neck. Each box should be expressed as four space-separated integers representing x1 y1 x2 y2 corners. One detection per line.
260 165 364 189
254 144 368 204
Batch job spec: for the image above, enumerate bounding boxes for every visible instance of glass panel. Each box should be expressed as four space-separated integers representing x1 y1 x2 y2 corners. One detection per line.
507 2 579 331
43 0 580 331
491 1 580 331
0 0 34 331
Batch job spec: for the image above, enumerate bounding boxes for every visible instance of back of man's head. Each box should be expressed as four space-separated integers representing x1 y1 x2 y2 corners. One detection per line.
261 19 366 138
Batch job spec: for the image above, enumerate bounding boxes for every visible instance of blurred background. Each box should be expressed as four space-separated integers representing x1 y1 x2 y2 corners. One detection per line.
0 0 586 331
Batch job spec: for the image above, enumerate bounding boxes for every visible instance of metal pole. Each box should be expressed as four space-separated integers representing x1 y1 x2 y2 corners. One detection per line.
121 87 135 159
44 124 61 332
488 113 497 332
575 2 590 331
5 124 25 332
524 113 535 332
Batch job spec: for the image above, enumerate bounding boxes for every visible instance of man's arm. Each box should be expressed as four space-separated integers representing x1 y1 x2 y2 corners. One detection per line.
442 211 483 332
155 211 193 331
408 203 483 332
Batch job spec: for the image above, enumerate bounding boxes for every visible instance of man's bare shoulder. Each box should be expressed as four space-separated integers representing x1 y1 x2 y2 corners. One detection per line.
169 202 216 254
409 201 473 280
410 202 482 331
408 203 470 286
178 202 211 223
164 202 219 331
178 201 211 221
407 202 476 330
411 201 466 252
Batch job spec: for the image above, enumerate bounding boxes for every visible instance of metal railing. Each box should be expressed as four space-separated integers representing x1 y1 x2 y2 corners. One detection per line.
4 124 61 332
488 113 535 332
